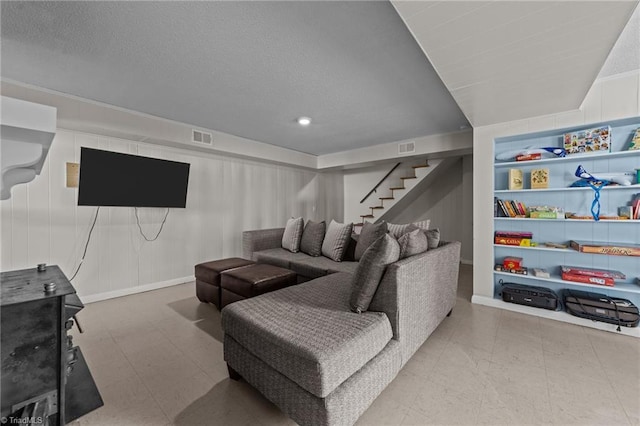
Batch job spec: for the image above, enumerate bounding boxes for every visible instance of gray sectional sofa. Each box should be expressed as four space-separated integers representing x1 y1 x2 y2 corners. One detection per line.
222 227 461 426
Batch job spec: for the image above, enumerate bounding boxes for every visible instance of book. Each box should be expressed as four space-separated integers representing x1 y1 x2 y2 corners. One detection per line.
569 240 640 257
560 265 626 280
494 236 532 246
497 199 510 217
509 169 524 190
517 201 528 216
504 201 517 218
561 272 614 287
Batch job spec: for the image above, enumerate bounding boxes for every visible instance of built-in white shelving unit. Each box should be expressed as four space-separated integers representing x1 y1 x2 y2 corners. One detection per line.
492 116 640 336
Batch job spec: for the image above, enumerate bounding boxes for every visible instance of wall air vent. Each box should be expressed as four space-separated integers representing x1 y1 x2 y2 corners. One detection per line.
192 129 213 145
398 141 415 155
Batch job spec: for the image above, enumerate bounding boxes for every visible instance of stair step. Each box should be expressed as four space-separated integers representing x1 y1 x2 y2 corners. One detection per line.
412 164 429 169
400 176 417 180
354 223 364 227
370 206 384 210
389 187 405 191
379 197 394 200
360 214 374 219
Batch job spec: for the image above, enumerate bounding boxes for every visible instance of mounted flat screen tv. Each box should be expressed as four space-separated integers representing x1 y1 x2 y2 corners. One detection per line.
78 147 190 208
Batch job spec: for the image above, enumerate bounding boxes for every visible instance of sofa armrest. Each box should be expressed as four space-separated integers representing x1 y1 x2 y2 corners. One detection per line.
369 240 461 364
242 228 286 260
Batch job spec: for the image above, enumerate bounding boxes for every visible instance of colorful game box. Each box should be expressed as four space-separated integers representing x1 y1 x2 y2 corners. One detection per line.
563 125 611 155
629 127 640 151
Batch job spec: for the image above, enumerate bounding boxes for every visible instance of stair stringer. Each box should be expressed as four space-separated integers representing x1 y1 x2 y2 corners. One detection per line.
375 156 460 224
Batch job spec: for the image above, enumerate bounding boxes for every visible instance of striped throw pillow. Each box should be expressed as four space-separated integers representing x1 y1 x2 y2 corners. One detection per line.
387 220 430 239
321 220 353 261
282 217 304 253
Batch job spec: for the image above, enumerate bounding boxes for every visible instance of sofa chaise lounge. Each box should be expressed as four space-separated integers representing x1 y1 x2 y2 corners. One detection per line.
222 227 461 426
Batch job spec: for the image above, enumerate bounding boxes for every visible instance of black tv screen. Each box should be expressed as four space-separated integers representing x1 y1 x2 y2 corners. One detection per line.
78 148 190 208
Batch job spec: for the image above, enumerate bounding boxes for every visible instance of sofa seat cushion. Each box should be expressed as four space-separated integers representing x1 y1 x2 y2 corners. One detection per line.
254 248 311 269
289 256 359 279
221 272 393 398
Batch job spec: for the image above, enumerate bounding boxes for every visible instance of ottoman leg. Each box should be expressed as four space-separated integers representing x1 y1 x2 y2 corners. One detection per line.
227 364 242 381
196 280 220 309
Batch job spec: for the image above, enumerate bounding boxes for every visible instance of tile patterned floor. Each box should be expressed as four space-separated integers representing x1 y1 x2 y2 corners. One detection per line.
70 264 640 425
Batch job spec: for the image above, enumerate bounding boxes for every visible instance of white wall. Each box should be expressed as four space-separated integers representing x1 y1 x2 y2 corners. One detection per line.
473 71 640 300
318 130 472 169
343 162 399 225
0 129 343 302
343 155 473 262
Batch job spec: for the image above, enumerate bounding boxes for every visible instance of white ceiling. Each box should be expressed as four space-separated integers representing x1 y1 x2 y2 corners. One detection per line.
0 1 470 155
393 0 639 127
599 3 640 78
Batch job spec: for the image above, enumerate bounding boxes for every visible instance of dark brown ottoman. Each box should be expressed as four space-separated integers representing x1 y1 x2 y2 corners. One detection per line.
220 264 297 309
195 258 255 309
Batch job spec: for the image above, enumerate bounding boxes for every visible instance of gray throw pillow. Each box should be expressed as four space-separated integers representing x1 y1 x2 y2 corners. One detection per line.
354 221 388 261
350 234 400 313
321 220 353 262
387 220 430 239
397 228 428 259
300 220 326 257
426 228 441 250
282 217 304 253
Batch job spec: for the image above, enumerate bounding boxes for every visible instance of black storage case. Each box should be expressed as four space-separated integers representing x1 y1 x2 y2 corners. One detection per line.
500 282 559 310
562 289 639 328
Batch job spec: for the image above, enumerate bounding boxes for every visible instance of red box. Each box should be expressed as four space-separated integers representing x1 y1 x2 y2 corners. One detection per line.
516 153 542 161
561 272 614 287
503 257 523 270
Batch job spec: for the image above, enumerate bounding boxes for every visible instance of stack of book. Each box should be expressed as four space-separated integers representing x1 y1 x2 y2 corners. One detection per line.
560 266 626 287
495 198 528 218
495 231 532 246
619 193 640 220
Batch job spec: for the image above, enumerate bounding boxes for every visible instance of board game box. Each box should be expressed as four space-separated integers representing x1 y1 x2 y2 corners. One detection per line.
560 265 626 280
563 125 611 155
569 240 640 257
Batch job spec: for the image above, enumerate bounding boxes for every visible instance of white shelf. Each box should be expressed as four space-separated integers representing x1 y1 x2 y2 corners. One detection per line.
495 184 640 194
491 117 640 337
472 295 640 338
494 217 640 223
493 244 572 253
494 149 640 168
493 271 640 294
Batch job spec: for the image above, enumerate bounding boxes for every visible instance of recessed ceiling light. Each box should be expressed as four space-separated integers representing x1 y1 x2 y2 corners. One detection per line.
297 116 312 126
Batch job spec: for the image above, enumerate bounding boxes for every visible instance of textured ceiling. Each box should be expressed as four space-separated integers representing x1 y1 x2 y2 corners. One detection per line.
599 4 640 78
393 0 639 127
0 1 469 155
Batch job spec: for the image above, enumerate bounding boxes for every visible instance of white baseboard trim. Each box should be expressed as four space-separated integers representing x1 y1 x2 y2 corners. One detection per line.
472 294 640 338
460 258 473 265
79 275 194 304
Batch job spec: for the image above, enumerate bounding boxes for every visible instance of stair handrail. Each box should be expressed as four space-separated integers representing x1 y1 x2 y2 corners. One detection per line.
360 162 401 204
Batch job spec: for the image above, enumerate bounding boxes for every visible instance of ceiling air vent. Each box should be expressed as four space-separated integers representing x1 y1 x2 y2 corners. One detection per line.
398 141 415 155
192 129 213 145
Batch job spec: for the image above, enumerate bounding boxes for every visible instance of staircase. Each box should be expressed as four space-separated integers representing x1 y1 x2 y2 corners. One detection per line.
354 158 447 231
